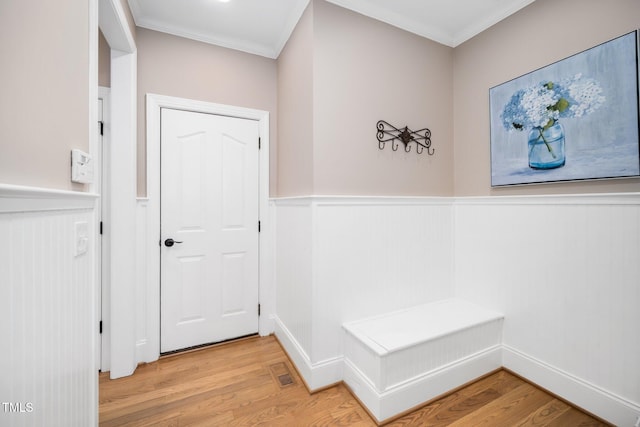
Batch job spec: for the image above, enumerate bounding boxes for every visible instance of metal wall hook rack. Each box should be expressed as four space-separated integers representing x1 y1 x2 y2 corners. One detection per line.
376 120 434 155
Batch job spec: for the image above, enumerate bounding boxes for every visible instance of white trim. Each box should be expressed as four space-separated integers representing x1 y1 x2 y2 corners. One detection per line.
270 196 315 206
128 0 309 59
344 347 502 424
98 86 112 372
274 316 313 385
503 345 640 426
455 192 640 206
146 93 272 362
99 0 135 54
108 49 138 379
135 197 157 363
323 0 535 48
0 184 97 212
278 310 639 426
98 0 138 380
273 0 310 58
258 181 275 337
450 0 536 47
273 195 454 207
274 316 344 391
272 193 640 206
89 2 100 422
89 0 99 194
134 19 280 59
324 0 452 46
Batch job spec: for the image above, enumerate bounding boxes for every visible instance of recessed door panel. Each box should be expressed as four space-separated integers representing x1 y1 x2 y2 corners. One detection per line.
221 253 246 316
178 132 205 229
222 134 247 229
177 255 205 324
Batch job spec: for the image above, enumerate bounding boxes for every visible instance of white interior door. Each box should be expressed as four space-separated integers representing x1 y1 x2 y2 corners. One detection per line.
160 108 259 353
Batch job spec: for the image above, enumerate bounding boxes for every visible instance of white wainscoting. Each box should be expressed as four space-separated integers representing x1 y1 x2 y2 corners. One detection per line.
274 198 315 385
0 184 98 426
454 193 640 426
135 198 159 364
274 197 455 390
274 193 640 425
114 191 639 424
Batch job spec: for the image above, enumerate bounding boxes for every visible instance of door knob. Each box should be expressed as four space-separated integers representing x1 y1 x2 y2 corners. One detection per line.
164 238 183 247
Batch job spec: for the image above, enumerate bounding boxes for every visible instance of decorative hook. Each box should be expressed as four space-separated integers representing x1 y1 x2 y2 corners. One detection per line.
376 120 434 155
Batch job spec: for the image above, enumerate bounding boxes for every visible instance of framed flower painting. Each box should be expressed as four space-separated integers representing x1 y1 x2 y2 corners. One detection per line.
489 31 640 186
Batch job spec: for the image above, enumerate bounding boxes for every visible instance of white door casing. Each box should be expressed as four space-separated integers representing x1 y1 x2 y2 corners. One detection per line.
160 108 260 353
99 0 137 379
97 96 103 371
146 94 272 364
97 87 111 372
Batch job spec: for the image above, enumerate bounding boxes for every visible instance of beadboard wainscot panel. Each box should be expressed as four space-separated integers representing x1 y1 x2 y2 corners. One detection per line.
259 200 277 336
0 184 98 427
313 198 454 367
135 197 159 364
274 196 454 390
454 193 640 426
273 197 315 386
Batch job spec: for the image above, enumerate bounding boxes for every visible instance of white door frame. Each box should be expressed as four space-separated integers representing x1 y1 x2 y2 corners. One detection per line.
146 94 273 361
97 86 112 372
98 0 138 379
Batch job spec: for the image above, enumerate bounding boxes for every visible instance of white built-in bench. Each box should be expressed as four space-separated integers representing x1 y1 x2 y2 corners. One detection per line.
342 299 504 423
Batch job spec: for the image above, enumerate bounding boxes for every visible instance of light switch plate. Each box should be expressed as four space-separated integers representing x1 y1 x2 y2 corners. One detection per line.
71 149 94 184
74 221 89 257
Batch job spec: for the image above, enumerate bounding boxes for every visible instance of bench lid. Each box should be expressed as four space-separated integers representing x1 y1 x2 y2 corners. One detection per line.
342 299 503 355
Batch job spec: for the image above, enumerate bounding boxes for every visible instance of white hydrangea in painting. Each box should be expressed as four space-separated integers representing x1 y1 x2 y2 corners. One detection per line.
501 74 605 133
563 74 606 118
500 74 605 170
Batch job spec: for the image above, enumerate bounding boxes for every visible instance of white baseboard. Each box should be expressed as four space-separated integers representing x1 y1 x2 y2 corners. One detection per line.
503 345 640 426
259 314 276 337
344 346 502 423
135 339 149 363
276 313 640 424
273 316 343 391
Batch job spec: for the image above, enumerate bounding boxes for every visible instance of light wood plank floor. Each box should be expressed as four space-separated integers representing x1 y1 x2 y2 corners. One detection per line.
99 336 609 426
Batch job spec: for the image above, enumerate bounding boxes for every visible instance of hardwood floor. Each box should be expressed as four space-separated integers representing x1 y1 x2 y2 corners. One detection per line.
99 336 609 426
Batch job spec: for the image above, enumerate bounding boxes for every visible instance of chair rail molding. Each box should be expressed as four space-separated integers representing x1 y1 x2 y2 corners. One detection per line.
0 183 98 212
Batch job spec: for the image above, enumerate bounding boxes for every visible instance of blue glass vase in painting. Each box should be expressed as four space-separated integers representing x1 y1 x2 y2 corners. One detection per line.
527 121 565 169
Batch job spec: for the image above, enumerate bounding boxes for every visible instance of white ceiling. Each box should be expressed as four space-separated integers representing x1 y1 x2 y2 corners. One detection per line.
127 0 536 59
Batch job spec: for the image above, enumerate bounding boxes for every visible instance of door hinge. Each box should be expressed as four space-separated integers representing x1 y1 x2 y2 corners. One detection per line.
99 121 104 136
258 221 261 233
99 320 103 334
258 304 261 316
99 221 103 235
258 137 261 150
